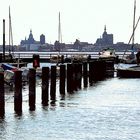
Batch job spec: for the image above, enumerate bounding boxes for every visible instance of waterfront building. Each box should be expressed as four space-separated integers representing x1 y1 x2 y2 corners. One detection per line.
20 30 36 45
20 30 46 51
95 25 113 46
73 39 89 51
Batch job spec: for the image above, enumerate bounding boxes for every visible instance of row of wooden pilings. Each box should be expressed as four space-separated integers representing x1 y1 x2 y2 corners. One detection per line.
0 60 114 117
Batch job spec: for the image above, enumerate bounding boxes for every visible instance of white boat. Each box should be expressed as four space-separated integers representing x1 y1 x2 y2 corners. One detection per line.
99 48 117 61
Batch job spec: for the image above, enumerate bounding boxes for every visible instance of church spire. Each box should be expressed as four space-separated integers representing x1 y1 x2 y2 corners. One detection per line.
104 25 107 33
30 29 32 34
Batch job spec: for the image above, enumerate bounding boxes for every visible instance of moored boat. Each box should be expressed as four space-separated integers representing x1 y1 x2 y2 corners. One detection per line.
99 47 117 61
117 65 140 78
4 69 15 86
116 0 140 78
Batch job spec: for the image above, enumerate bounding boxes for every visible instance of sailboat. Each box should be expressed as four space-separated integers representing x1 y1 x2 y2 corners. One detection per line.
117 0 140 78
121 0 139 64
1 6 15 63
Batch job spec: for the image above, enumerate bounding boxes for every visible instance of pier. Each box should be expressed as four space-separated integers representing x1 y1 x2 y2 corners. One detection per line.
0 60 114 117
0 51 136 63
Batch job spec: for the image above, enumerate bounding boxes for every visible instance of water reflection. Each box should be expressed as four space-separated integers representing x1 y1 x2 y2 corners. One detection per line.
14 112 22 117
59 102 66 107
1 77 140 139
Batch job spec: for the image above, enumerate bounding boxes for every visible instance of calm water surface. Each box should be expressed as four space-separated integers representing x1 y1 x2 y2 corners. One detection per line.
1 75 140 140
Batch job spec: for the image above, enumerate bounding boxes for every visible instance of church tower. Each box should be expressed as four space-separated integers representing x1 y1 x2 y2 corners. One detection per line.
28 29 35 44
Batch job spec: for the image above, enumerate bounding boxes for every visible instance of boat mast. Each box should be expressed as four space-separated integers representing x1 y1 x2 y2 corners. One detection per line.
132 0 136 49
9 6 13 54
128 16 140 44
58 12 62 43
3 19 5 61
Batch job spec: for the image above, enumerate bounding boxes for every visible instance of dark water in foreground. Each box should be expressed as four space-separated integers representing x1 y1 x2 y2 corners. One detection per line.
1 76 140 140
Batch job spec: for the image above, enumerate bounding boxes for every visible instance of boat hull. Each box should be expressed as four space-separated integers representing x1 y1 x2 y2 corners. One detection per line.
117 67 140 78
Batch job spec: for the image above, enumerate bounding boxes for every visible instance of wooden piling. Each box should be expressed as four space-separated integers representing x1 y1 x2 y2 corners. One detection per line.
67 64 74 93
105 61 114 77
73 63 77 91
14 70 22 114
92 60 106 81
77 63 82 89
0 73 5 117
83 62 88 87
42 67 49 106
29 68 36 111
50 66 56 102
60 64 66 95
89 61 94 85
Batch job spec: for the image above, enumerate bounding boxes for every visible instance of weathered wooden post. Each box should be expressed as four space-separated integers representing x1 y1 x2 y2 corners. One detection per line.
0 73 5 117
105 61 114 77
72 63 77 91
77 63 82 89
14 70 22 114
60 64 66 95
42 67 49 106
67 63 74 93
83 62 88 87
89 61 94 85
50 66 56 102
61 55 64 64
92 60 106 81
29 68 36 111
73 63 82 90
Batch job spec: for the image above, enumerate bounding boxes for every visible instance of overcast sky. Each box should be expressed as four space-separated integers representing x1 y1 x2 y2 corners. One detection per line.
0 0 140 45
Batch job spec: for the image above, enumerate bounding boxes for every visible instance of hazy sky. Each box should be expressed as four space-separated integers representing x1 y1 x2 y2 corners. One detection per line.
0 0 140 45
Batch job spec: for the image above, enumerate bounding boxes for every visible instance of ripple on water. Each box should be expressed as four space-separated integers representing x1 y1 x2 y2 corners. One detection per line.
1 77 140 139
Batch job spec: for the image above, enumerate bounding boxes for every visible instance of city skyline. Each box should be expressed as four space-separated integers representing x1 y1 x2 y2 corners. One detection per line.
0 0 140 45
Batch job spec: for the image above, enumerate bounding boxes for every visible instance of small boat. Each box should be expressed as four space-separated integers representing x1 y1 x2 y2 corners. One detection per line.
1 63 28 85
4 69 15 86
117 65 140 78
1 63 18 71
99 48 117 61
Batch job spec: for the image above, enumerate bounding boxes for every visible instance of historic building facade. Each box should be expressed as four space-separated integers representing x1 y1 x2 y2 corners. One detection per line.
95 26 113 46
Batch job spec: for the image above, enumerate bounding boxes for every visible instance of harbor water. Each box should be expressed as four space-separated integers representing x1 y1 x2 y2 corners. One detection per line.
1 64 140 140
